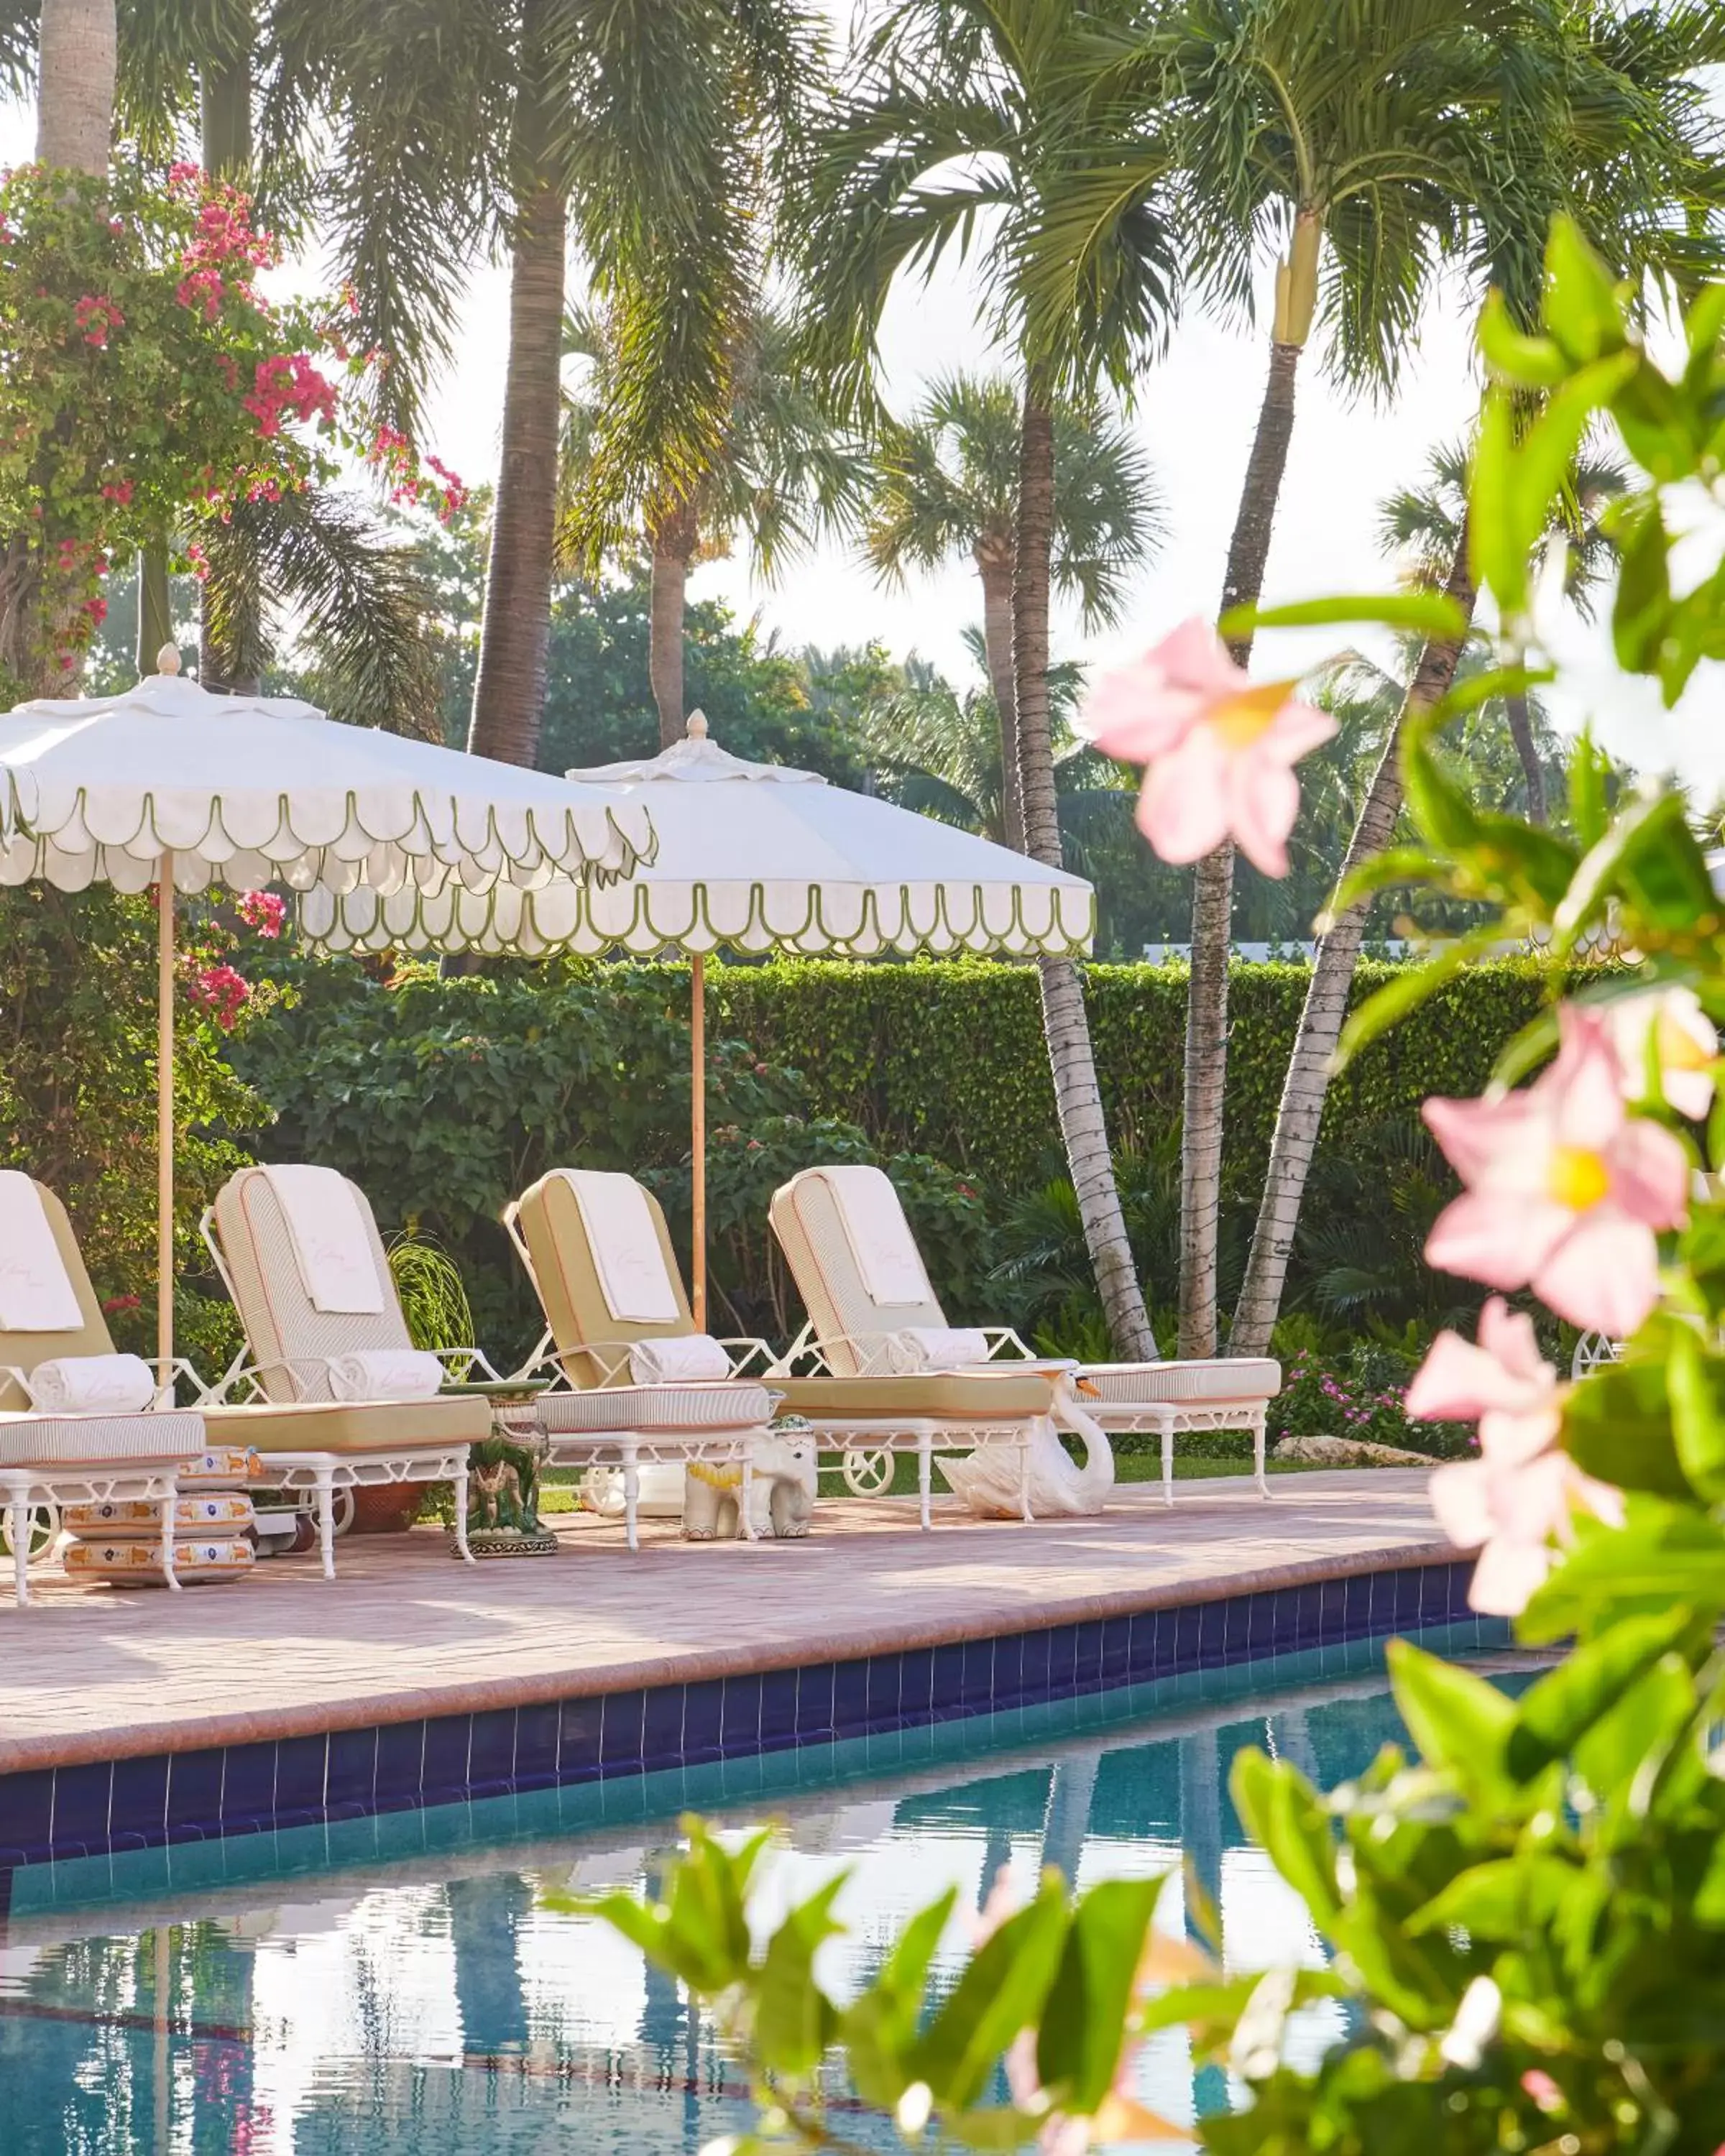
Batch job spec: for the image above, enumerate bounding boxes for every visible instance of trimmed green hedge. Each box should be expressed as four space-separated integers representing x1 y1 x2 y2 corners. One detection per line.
703 955 1559 1199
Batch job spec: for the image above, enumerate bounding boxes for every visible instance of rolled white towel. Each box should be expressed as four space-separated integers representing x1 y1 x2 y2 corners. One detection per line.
326 1349 445 1402
26 1353 157 1414
886 1326 994 1373
628 1334 733 1385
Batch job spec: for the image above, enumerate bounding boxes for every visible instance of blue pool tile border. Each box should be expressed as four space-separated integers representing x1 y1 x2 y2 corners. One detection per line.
0 1556 1496 1868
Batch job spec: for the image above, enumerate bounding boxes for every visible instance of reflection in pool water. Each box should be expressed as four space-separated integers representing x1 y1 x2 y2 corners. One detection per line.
0 1626 1531 2152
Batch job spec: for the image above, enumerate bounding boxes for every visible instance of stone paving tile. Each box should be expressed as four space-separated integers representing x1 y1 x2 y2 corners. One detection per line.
0 1470 1447 1769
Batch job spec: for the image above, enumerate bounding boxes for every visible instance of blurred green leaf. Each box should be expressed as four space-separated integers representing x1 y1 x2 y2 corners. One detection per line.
1219 591 1466 640
1542 214 1632 364
1562 1353 1690 1502
1386 1640 1513 1786
1477 290 1569 387
1036 1877 1162 2111
911 1882 1067 2110
842 1889 956 2108
1521 1501 1725 1642
754 1873 846 2073
1232 1752 1341 1929
1506 1606 1701 1781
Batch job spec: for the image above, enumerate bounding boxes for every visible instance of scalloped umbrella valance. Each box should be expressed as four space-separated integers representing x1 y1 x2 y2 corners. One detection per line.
302 711 1094 1320
0 657 656 1374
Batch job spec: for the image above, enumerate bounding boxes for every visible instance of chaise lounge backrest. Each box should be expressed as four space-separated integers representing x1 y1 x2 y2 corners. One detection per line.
0 1178 122 1410
768 1166 947 1376
208 1167 412 1403
510 1170 694 1389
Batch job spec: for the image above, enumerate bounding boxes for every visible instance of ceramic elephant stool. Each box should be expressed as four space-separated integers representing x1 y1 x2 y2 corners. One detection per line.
683 1422 816 1540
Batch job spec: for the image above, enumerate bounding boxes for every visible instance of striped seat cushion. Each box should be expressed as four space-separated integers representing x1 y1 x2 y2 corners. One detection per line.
63 1493 257 1539
64 1537 255 1585
0 1409 206 1469
537 1383 772 1435
1078 1360 1281 1406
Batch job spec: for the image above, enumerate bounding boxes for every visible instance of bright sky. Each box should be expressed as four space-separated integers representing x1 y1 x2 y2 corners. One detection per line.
5 71 1722 791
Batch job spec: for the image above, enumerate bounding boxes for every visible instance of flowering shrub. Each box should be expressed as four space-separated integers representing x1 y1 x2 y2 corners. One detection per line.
1271 1341 1471 1458
0 158 461 688
592 228 1725 2150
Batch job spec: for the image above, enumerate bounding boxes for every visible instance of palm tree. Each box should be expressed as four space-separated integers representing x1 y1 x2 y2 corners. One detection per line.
796 0 1182 1361
870 633 1124 844
35 0 114 174
862 374 1161 849
1078 0 1516 1358
555 0 824 752
1377 440 1626 824
560 305 862 751
1229 4 1725 1360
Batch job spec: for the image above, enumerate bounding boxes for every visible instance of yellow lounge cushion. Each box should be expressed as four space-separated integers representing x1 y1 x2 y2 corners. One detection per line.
201 1396 489 1457
1080 1359 1282 1406
538 1382 773 1434
0 1410 206 1470
773 1372 1054 1421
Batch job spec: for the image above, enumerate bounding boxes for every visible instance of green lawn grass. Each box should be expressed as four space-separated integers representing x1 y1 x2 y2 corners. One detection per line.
537 1448 1381 1514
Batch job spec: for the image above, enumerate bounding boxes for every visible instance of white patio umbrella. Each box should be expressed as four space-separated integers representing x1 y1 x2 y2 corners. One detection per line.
0 648 655 1374
304 711 1094 1324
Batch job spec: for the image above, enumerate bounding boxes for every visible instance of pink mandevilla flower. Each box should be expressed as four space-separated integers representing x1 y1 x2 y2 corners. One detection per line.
1599 985 1717 1121
1082 617 1336 877
1407 1298 1622 1616
1423 1004 1689 1337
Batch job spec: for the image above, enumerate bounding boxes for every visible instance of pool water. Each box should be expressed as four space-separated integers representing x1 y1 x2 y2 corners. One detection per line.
0 1625 1532 2152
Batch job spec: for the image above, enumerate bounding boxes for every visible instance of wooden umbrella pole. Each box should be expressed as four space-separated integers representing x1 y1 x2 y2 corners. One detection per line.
157 851 175 1389
691 950 707 1329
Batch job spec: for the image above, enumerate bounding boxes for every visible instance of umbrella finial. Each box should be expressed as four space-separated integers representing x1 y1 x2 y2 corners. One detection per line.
156 643 182 677
686 709 709 741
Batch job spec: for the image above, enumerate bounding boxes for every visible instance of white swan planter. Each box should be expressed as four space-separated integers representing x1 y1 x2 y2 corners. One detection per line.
937 1368 1116 1518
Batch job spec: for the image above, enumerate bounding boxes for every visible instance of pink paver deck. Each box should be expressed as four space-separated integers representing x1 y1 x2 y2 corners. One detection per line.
0 1470 1450 1774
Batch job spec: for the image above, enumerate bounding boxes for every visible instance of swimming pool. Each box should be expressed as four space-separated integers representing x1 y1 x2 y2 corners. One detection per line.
0 1621 1531 2153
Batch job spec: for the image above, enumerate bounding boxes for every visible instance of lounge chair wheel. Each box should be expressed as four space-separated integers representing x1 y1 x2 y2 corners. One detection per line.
842 1448 894 1497
0 1501 60 1566
329 1487 356 1539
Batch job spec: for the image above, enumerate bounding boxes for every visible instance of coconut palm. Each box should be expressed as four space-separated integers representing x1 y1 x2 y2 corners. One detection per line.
1378 440 1627 824
870 632 1130 849
796 0 1182 1360
863 374 1161 849
560 304 862 750
1228 2 1725 1363
1072 0 1523 1357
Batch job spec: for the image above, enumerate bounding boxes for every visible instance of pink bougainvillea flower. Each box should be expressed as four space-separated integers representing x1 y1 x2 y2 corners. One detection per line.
1423 1005 1689 1336
1599 985 1718 1121
1409 1298 1622 1616
1082 617 1336 877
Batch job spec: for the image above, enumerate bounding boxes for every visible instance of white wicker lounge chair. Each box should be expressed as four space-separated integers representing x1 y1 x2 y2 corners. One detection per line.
769 1165 1282 1507
0 1174 216 1603
201 1166 492 1571
505 1169 780 1547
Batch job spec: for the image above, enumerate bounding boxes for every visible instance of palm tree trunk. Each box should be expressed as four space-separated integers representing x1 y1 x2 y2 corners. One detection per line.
1179 336 1302 1358
1229 533 1477 1358
137 549 172 675
978 549 1024 851
466 165 567 766
37 0 114 175
648 510 696 750
1014 376 1156 1363
197 38 257 693
1505 691 1546 822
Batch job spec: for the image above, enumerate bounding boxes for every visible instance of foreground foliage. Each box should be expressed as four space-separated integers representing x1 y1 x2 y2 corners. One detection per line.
586 224 1725 2151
